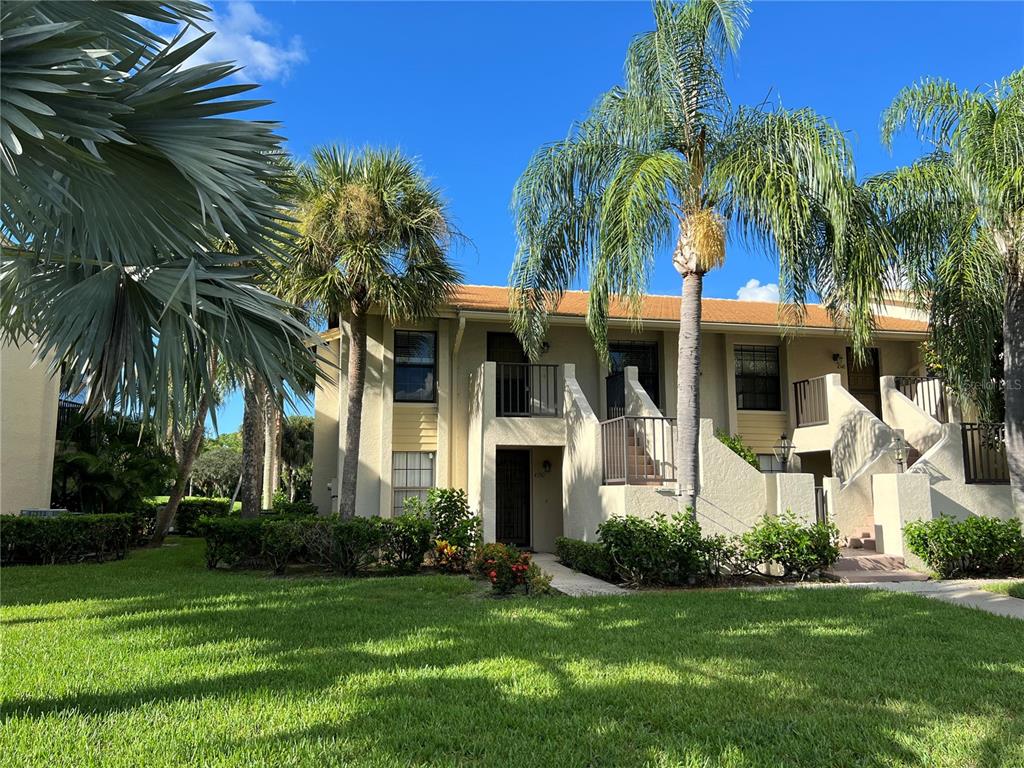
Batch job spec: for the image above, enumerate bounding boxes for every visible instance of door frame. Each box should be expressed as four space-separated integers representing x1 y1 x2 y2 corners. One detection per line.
846 346 882 417
495 448 532 549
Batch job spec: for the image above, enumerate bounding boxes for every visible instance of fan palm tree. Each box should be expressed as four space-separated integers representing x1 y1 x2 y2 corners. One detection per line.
0 1 316 430
863 70 1023 512
289 146 462 518
511 0 860 509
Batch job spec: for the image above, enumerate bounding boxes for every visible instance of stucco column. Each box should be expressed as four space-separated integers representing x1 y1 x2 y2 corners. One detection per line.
436 319 451 487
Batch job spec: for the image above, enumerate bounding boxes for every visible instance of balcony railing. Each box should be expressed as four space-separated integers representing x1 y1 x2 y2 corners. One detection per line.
793 377 829 427
601 416 676 485
895 376 948 423
495 363 560 417
961 422 1009 484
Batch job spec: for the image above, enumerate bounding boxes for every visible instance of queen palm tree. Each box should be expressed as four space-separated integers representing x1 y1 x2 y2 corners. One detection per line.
864 70 1023 512
511 0 860 509
289 147 462 518
0 2 316 431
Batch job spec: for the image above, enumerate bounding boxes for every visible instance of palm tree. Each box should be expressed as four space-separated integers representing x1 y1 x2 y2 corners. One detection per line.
289 147 462 518
0 2 316 432
511 0 858 509
864 71 1023 513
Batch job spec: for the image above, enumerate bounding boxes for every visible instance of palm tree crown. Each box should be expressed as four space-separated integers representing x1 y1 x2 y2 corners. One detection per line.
511 0 859 506
289 146 463 517
866 70 1023 510
0 1 316 426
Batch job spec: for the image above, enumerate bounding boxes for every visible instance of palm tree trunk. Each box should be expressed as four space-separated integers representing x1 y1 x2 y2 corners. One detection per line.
676 271 703 513
261 392 277 509
339 310 368 519
152 396 209 544
240 378 266 518
1005 277 1023 518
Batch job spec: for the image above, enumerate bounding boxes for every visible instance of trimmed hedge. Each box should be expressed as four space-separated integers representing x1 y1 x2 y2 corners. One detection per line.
271 498 318 517
1 513 135 565
380 514 433 573
174 497 233 535
560 512 839 588
555 537 615 581
904 515 1024 578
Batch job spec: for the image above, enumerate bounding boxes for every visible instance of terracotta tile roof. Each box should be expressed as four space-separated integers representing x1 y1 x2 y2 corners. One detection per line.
446 285 928 334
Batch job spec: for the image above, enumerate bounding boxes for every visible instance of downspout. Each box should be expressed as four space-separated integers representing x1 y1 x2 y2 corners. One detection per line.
449 313 466 484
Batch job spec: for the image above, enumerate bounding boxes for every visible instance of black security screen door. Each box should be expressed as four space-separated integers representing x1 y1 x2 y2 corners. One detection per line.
495 449 530 548
609 341 660 408
846 347 882 418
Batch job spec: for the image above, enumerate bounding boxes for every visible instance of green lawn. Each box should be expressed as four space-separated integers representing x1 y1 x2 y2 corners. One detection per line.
3 540 1023 768
982 581 1024 599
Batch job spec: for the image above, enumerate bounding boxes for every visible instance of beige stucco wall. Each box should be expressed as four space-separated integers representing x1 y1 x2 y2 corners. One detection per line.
311 309 929 539
1 342 59 515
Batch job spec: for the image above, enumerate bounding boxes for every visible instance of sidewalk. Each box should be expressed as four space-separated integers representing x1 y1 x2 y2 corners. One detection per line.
846 578 1024 620
532 553 630 597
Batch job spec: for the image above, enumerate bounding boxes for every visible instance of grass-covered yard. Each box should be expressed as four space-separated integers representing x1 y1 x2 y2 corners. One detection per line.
3 539 1023 768
983 581 1024 599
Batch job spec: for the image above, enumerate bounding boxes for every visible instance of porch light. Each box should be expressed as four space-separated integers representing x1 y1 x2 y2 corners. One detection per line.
773 434 794 473
889 430 908 473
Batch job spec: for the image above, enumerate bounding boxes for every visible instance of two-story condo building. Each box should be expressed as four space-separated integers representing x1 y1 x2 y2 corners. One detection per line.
311 285 1016 558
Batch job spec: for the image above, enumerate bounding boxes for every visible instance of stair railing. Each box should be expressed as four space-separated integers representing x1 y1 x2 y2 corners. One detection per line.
793 377 829 427
894 375 948 423
600 415 676 485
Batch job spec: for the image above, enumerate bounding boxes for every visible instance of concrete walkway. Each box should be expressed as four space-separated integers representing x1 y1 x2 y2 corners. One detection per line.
846 579 1024 620
532 553 629 597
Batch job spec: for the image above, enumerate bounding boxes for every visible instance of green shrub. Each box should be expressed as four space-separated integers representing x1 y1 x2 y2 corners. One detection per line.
132 498 162 542
271 498 318 517
406 488 481 571
261 518 307 574
597 513 704 587
175 497 234 536
737 513 839 580
196 516 265 569
715 431 759 469
903 515 1024 578
696 533 739 584
380 514 433 572
472 542 534 595
330 517 386 576
1 513 135 565
554 537 616 581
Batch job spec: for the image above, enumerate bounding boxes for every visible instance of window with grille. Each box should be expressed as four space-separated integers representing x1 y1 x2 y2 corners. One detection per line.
392 451 434 514
735 345 781 411
394 330 437 402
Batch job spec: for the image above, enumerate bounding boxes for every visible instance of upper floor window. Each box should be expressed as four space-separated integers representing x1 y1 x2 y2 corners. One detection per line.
735 345 781 411
395 330 436 402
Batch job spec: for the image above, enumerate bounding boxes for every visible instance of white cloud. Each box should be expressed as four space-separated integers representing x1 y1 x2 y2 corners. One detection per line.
181 2 306 83
736 278 780 302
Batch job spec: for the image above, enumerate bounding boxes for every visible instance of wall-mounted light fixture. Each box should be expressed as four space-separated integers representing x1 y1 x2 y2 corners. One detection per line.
832 352 845 370
542 459 552 474
889 429 908 473
540 341 551 354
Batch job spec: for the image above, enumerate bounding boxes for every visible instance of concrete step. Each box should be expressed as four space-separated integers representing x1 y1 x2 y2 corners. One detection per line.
831 569 931 584
831 551 907 571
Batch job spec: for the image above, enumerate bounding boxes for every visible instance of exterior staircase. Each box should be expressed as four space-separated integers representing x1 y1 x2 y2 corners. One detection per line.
622 422 665 485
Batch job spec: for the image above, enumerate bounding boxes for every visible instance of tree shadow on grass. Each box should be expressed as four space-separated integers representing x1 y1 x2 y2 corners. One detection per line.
4 544 1024 767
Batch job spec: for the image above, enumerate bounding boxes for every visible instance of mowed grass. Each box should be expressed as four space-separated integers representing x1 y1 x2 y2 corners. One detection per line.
3 540 1023 768
982 581 1024 599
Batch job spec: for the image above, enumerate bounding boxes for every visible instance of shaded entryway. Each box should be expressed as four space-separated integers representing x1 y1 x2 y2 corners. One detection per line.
496 449 530 548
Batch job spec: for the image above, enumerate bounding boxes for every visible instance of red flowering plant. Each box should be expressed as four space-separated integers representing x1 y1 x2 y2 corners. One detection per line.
471 542 533 595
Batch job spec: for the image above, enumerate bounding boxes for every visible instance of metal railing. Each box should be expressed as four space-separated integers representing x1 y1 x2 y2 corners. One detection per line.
56 397 83 433
895 376 948 423
793 377 829 427
961 422 1010 484
814 486 828 525
495 363 560 417
601 416 676 485
606 371 625 419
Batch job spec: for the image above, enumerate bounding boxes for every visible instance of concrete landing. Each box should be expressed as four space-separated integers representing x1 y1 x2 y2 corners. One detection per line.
826 549 930 583
531 553 630 597
848 579 1024 620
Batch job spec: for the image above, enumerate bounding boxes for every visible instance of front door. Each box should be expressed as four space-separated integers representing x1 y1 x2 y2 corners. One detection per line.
846 347 882 418
495 449 530 548
609 341 660 408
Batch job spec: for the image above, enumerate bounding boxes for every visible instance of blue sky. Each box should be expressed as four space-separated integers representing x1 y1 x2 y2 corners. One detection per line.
199 0 1023 433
